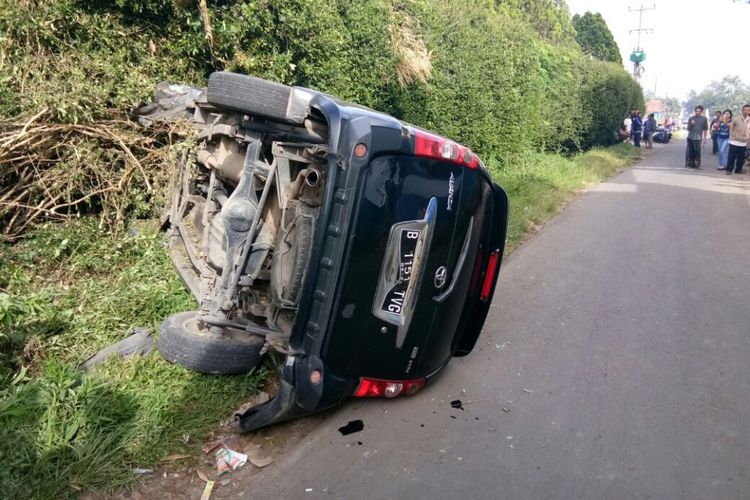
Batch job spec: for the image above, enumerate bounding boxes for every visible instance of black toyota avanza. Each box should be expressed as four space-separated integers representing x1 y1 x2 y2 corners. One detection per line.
144 72 509 431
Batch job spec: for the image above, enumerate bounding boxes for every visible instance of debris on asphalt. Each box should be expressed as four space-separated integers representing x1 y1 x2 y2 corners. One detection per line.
502 407 511 413
245 443 275 468
487 428 497 432
338 419 364 436
305 488 313 492
215 447 248 475
450 399 464 410
522 388 533 393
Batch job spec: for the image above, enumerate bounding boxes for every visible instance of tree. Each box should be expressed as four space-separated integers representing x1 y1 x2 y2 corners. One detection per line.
684 75 750 114
571 11 622 64
495 0 577 45
664 97 682 117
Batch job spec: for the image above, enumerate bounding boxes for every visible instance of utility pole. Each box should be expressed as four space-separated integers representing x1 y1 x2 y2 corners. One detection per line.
628 3 655 80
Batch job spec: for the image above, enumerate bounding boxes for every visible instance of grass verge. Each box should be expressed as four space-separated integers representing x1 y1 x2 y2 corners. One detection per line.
0 220 267 498
0 142 641 497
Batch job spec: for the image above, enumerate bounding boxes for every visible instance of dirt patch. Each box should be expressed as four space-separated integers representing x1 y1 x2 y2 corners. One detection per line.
103 406 328 499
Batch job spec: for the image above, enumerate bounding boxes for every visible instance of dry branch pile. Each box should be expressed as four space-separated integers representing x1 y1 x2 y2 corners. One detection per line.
0 110 188 240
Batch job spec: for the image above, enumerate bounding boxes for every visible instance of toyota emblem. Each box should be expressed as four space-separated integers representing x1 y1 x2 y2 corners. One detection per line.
434 266 448 288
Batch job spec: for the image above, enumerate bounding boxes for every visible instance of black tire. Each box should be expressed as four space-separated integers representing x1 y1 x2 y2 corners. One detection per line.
157 311 264 374
207 72 294 124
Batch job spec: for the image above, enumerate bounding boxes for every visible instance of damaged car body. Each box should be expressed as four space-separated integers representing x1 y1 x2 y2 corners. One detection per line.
140 72 509 431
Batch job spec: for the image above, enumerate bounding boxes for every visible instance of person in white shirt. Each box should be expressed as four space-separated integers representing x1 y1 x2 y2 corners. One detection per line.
623 114 632 138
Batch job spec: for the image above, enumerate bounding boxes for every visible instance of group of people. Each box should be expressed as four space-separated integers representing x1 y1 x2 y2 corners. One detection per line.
620 110 659 148
686 104 750 174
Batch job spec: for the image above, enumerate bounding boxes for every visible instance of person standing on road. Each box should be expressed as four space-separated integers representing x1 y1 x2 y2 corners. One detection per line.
710 110 722 155
623 113 633 142
631 111 643 148
685 105 708 168
725 104 750 175
643 113 657 149
717 109 732 170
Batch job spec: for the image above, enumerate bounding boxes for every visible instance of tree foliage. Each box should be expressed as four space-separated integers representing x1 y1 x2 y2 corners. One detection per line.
684 75 750 114
494 0 577 45
572 11 622 64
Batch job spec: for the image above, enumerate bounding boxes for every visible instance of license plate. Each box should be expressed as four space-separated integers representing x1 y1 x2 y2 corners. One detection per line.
380 228 421 315
372 198 437 349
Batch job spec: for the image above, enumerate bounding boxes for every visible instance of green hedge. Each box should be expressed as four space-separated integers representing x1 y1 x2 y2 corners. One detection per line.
0 0 642 166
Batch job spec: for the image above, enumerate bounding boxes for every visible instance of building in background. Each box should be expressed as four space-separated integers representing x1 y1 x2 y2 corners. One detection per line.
645 99 665 122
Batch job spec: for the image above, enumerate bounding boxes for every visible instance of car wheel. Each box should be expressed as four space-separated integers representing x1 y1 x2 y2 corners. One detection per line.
157 311 264 374
207 72 296 124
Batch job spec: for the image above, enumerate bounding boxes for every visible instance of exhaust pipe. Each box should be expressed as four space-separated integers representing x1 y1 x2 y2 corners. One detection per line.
304 167 320 187
291 167 323 199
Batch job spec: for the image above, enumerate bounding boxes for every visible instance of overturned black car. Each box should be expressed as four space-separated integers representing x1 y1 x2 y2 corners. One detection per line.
139 73 509 431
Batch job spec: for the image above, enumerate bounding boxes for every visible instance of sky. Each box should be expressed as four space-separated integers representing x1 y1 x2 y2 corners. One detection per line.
565 0 750 101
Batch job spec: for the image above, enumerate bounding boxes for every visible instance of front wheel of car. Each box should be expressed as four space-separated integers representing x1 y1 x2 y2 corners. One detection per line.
157 311 264 374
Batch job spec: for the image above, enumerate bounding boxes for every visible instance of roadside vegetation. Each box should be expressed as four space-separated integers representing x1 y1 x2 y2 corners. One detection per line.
0 0 643 496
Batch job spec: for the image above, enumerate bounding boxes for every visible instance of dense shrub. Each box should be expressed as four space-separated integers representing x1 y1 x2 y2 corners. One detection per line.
395 0 548 163
0 0 643 232
579 58 645 149
0 0 642 144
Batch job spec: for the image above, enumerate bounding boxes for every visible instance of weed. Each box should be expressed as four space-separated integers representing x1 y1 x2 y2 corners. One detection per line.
0 219 266 497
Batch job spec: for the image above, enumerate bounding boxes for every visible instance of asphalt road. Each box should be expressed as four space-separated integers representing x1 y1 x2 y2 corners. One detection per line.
245 141 750 500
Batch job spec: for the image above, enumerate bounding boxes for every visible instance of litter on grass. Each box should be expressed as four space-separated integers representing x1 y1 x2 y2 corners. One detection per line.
200 481 214 500
215 447 248 475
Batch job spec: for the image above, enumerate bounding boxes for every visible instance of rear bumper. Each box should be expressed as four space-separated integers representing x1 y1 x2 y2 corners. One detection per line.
233 351 451 432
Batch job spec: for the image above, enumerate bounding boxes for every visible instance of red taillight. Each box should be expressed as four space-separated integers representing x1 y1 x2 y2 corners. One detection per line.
480 250 501 302
354 377 426 398
412 128 479 169
469 249 485 294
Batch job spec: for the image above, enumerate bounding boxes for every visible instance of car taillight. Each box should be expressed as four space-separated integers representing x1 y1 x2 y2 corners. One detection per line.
411 128 479 169
468 248 484 295
354 377 426 398
480 249 501 302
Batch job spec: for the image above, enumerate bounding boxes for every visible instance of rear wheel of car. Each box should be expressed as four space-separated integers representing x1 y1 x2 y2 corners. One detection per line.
207 72 294 124
157 311 264 374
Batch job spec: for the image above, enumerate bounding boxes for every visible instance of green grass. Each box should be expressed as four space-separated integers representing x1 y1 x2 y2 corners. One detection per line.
492 143 642 251
0 220 267 498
